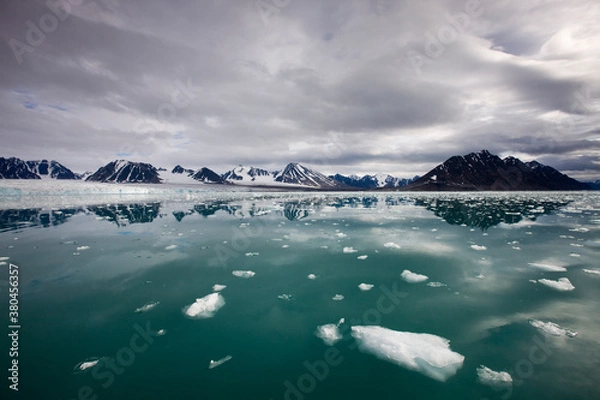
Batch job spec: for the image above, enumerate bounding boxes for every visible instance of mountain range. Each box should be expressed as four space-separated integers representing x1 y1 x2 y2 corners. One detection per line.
0 151 596 191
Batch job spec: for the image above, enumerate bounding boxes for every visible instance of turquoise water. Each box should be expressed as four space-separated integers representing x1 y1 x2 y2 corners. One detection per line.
1 192 599 399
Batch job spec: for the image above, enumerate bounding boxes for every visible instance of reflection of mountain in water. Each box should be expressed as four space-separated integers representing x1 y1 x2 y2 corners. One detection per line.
414 197 570 230
0 208 83 231
88 203 161 226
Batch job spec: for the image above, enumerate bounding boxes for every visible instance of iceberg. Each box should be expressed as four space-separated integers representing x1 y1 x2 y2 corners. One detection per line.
470 245 487 251
401 269 429 283
232 270 256 278
358 283 374 291
307 273 317 280
343 247 358 253
357 255 368 260
212 284 227 292
529 320 578 337
351 325 464 382
528 262 567 272
316 323 343 346
583 269 600 275
476 365 512 388
183 293 225 319
538 277 575 291
332 294 344 301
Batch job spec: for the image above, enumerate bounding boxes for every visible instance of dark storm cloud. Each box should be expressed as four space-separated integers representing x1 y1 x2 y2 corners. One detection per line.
0 0 598 179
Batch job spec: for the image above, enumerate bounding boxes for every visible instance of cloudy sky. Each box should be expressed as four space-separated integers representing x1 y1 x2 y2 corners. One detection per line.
1 0 599 179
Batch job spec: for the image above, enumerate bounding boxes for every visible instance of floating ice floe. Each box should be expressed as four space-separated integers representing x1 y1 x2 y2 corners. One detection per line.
528 262 567 272
208 355 232 369
357 255 368 260
529 320 578 337
307 274 317 280
470 245 487 251
76 245 90 251
165 244 178 250
475 274 485 280
157 329 167 336
212 284 227 292
476 365 513 388
351 326 464 382
315 319 344 346
135 301 160 313
570 243 584 247
427 282 447 288
570 253 580 257
282 244 290 248
0 256 9 261
232 270 256 278
245 252 259 257
358 283 374 291
343 247 358 254
538 277 575 292
74 358 101 372
332 294 344 301
278 294 293 301
336 232 347 238
401 269 429 283
183 293 225 319
583 269 600 275
383 242 401 249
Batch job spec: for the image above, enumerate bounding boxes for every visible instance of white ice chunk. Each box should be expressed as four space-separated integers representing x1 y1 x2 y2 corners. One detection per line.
307 274 317 280
134 301 159 313
76 246 90 251
357 255 368 260
351 325 464 382
476 365 512 388
183 293 225 319
336 232 347 238
470 245 487 251
212 284 227 292
75 359 100 371
0 256 9 261
529 320 578 337
232 270 256 278
209 355 232 369
157 329 167 336
538 277 575 291
427 282 447 288
316 323 343 346
343 247 357 253
583 269 600 275
401 269 429 283
528 263 567 272
278 294 293 301
165 244 178 250
358 283 374 291
332 294 344 301
384 242 401 249
245 252 259 257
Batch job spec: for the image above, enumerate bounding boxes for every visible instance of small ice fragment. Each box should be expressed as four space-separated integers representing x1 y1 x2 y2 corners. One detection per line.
157 329 167 336
476 365 513 388
357 255 368 260
336 232 347 238
282 244 290 248
212 284 227 292
470 245 487 251
383 242 401 249
570 243 584 247
401 269 429 283
528 263 567 272
165 245 177 250
183 293 225 319
76 245 90 251
72 252 80 256
538 277 575 292
332 294 344 301
475 274 485 279
529 320 578 337
307 274 317 280
316 323 343 346
570 253 580 257
0 256 9 261
278 294 293 301
245 252 259 257
232 270 256 278
209 355 232 369
583 269 600 275
427 282 446 288
358 283 374 291
529 279 537 284
76 359 100 371
320 245 329 249
343 247 357 253
351 326 464 382
135 301 160 313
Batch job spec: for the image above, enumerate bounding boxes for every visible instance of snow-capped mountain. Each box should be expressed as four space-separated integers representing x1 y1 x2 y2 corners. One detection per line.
330 173 418 188
274 163 340 188
191 167 224 183
1 157 79 179
407 150 590 191
26 159 77 179
221 166 274 183
86 160 161 183
172 165 194 175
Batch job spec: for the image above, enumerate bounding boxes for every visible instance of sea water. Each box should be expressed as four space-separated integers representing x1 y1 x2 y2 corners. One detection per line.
1 191 599 399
